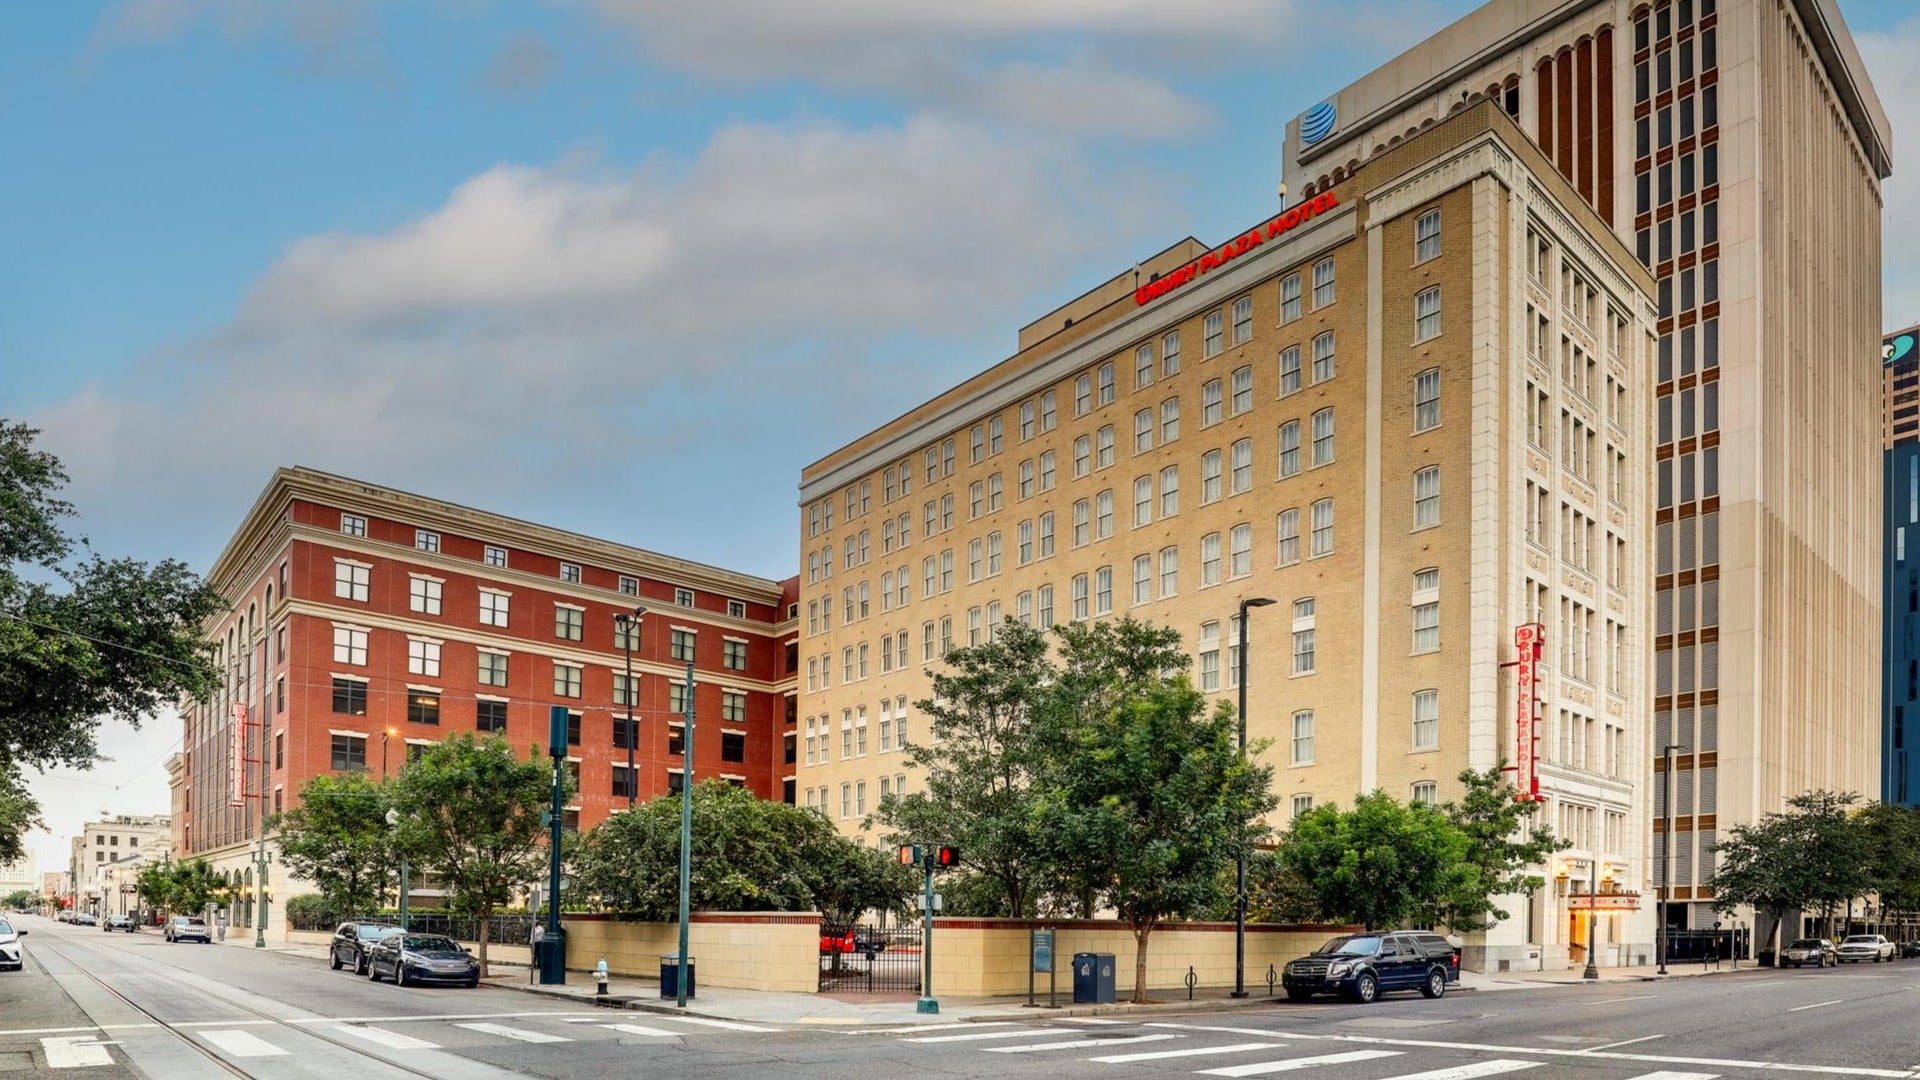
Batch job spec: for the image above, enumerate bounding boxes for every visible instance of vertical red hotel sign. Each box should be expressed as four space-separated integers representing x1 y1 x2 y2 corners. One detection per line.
229 703 249 808
1513 624 1544 802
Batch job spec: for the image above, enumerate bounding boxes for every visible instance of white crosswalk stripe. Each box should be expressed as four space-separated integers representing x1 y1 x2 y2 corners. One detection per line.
1089 1042 1288 1064
1199 1049 1403 1076
644 1015 780 1033
1615 1074 1719 1080
984 1034 1177 1054
604 1023 684 1038
331 1025 439 1051
905 1027 1073 1043
453 1022 571 1044
198 1029 289 1058
40 1036 113 1069
1375 1061 1544 1080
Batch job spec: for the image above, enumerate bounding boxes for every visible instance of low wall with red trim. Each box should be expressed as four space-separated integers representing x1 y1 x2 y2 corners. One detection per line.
931 919 1359 997
561 912 822 993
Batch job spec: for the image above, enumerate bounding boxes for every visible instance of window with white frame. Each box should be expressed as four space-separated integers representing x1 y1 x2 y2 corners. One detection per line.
1098 361 1116 405
1199 621 1221 690
1202 379 1222 424
1412 568 1440 652
1291 710 1315 764
987 532 1002 575
1040 390 1057 431
989 416 1004 454
1411 780 1439 805
1074 436 1091 478
1018 519 1033 565
1201 532 1222 586
415 530 440 553
1134 409 1153 454
1412 688 1439 749
1133 555 1152 605
1232 365 1253 414
1414 466 1440 527
1135 342 1154 388
1279 346 1301 395
334 561 370 602
1037 585 1054 627
1280 273 1302 321
620 575 639 597
1204 310 1224 357
408 637 441 677
478 650 508 687
1201 450 1222 504
1094 566 1112 615
1415 208 1441 262
333 625 368 665
1312 409 1334 466
1229 523 1252 578
676 587 695 607
409 575 443 615
1096 426 1114 468
1159 465 1179 517
1095 489 1113 539
484 544 507 567
1290 793 1313 820
1040 450 1056 490
1310 499 1334 557
341 513 367 537
1415 286 1442 342
1277 508 1301 565
1292 598 1316 674
479 588 509 627
1161 397 1180 441
1134 476 1152 527
1231 295 1253 345
1311 331 1335 382
1231 439 1252 494
1072 574 1089 619
1162 330 1181 375
1073 499 1090 546
1159 546 1179 597
1075 373 1092 415
553 662 582 698
1039 512 1055 557
559 562 581 584
1414 368 1440 431
1276 421 1301 479
988 473 1003 511
1311 258 1335 308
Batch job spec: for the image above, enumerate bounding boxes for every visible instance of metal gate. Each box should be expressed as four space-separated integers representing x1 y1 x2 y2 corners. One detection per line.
819 923 922 992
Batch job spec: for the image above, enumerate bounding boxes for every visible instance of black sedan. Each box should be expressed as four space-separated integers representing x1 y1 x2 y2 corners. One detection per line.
366 934 479 988
327 921 400 975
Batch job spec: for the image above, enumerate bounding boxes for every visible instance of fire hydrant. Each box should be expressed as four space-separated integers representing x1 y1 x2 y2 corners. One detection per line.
595 959 609 996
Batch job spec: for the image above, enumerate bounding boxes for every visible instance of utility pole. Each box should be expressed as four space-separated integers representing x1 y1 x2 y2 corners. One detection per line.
676 655 695 1007
1232 597 1274 999
542 706 567 985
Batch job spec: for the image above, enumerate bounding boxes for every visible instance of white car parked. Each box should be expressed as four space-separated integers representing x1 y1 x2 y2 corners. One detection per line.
0 917 26 971
1836 934 1896 963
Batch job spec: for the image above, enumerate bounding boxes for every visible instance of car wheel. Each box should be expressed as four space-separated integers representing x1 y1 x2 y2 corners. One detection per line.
356 955 368 975
1285 988 1313 1002
1420 968 1446 999
368 963 381 983
329 951 342 971
1351 972 1378 1004
464 979 478 989
395 964 408 988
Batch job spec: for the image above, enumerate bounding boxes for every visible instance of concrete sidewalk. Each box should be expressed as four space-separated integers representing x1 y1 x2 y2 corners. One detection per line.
1464 959 1750 991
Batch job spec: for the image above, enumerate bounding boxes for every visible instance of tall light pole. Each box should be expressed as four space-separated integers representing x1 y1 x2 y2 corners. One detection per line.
1658 742 1686 974
385 808 408 931
1232 596 1276 999
1581 858 1599 980
676 647 696 1007
613 606 648 809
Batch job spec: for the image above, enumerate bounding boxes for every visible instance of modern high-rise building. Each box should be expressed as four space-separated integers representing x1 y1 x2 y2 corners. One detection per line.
1883 324 1920 807
797 102 1660 971
1281 0 1888 950
171 467 799 937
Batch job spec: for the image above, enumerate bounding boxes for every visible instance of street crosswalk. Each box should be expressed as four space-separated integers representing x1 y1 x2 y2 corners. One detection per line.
36 1010 783 1069
873 1020 1882 1080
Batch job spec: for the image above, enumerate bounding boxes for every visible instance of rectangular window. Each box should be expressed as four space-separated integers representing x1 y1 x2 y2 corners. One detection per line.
1414 368 1440 431
669 681 689 715
409 576 443 615
1231 366 1253 414
1037 585 1054 628
1159 466 1179 517
1076 373 1092 415
1098 362 1116 405
341 513 367 537
671 629 696 661
334 561 369 602
1134 409 1153 454
330 733 367 771
1280 273 1301 321
1134 475 1152 527
1229 523 1252 578
476 650 511 688
1231 439 1252 494
407 691 439 726
1199 621 1220 691
1279 421 1300 477
1312 409 1334 465
1291 794 1313 820
1415 286 1441 341
1095 490 1113 539
478 589 510 629
333 625 368 666
1161 397 1180 441
1312 258 1335 308
559 562 581 584
676 587 696 607
1203 379 1222 424
477 699 507 734
1040 391 1057 431
1094 566 1113 615
1231 295 1253 345
1279 346 1301 395
331 677 367 716
1096 427 1113 468
1072 575 1089 620
1311 331 1335 382
415 530 440 554
619 575 639 597
1162 331 1181 375
1159 546 1179 597
1201 532 1222 586
1074 436 1091 478
1204 310 1224 357
723 639 748 671
1292 599 1316 674
407 637 441 677
722 690 746 723
1414 466 1440 527
553 663 582 698
1292 711 1315 764
555 606 583 641
1073 500 1090 546
1277 509 1300 565
1201 450 1222 504
1135 343 1154 388
1415 208 1441 262
721 731 746 763
1310 499 1334 557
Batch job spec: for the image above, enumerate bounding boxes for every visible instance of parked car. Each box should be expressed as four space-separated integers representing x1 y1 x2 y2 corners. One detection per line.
102 915 136 933
365 933 479 988
1281 931 1460 1003
328 922 401 975
163 916 212 944
1836 934 1896 963
0 918 26 971
820 928 889 958
54 911 70 924
1779 939 1838 968
1903 940 1920 959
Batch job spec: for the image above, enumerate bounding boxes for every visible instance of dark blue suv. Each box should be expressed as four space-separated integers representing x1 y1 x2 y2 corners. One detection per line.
1281 931 1459 1003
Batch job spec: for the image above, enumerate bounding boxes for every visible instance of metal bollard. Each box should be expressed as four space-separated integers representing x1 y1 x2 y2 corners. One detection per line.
1266 963 1278 999
1185 966 1198 1001
595 959 609 996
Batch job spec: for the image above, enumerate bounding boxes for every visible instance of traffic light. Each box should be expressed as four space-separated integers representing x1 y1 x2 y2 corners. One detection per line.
897 844 920 866
934 845 961 869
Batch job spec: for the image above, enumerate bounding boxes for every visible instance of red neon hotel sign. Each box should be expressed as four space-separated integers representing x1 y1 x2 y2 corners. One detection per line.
1134 189 1343 307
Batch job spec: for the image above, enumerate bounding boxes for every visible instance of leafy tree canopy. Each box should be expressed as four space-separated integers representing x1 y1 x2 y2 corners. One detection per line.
0 422 224 862
270 771 394 920
1282 792 1474 932
1432 764 1567 932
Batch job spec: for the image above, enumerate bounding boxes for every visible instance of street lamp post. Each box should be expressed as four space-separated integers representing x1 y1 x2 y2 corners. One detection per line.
385 808 409 932
1582 858 1599 980
1658 742 1686 974
382 728 395 779
613 606 648 809
1232 597 1276 1000
676 651 696 1007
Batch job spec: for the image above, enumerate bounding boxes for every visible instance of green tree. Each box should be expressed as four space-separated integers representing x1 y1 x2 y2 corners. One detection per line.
135 862 178 915
1030 619 1278 1003
2 888 34 909
0 423 225 862
1282 793 1473 932
1858 802 1920 921
389 734 559 974
164 858 228 915
575 781 912 923
1709 790 1871 959
874 621 1054 917
1430 764 1567 932
270 772 394 919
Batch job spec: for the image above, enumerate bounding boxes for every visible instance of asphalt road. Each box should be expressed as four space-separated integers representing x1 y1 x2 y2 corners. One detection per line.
4 911 1919 1080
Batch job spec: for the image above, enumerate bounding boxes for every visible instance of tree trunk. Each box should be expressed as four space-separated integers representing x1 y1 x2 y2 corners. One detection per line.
1130 920 1157 1004
476 908 491 977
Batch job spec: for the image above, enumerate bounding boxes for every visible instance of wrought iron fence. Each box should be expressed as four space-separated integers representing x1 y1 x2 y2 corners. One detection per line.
819 923 923 993
287 910 537 946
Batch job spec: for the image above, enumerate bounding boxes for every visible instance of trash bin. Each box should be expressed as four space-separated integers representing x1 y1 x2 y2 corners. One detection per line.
535 928 567 985
660 954 696 999
1072 952 1116 1004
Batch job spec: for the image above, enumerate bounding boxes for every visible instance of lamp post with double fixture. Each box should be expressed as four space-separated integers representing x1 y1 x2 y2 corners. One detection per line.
1231 596 1276 999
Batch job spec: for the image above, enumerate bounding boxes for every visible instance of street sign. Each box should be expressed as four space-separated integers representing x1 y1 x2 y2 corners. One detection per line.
913 893 944 912
1033 929 1054 973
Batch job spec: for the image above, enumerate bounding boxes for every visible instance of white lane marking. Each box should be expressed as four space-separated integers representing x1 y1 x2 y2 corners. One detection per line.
1061 1017 1130 1025
870 1022 1016 1035
906 1027 1073 1043
198 1029 290 1058
1621 1073 1720 1080
604 1023 682 1038
290 1011 604 1025
1379 1062 1544 1080
1585 1035 1669 1052
41 1037 113 1069
1200 1049 1403 1076
454 1022 571 1044
331 1025 440 1050
1090 1042 1286 1063
1788 1000 1844 1012
1589 995 1658 1003
172 1020 279 1028
645 1015 778 1033
1146 1023 1911 1078
985 1034 1177 1054
3 1027 114 1037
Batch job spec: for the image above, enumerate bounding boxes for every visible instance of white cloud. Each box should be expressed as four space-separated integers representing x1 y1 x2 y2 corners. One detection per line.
1858 17 1920 328
88 0 391 82
30 118 1162 569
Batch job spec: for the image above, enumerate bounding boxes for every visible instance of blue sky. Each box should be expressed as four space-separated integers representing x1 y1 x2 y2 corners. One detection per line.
7 0 1920 865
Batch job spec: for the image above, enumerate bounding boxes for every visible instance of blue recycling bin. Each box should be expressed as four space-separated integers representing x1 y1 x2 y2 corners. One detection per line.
1072 952 1116 1004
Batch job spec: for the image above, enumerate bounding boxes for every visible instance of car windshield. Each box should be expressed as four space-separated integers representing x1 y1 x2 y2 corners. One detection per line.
0 920 13 935
1843 936 1877 944
1787 939 1825 949
403 936 459 953
182 918 205 926
1316 935 1382 957
359 926 398 940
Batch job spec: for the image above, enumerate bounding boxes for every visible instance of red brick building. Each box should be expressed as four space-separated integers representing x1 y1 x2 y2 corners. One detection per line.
172 468 798 933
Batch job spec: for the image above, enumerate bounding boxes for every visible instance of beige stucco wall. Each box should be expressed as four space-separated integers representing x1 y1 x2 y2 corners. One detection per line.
931 920 1360 997
560 913 822 993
